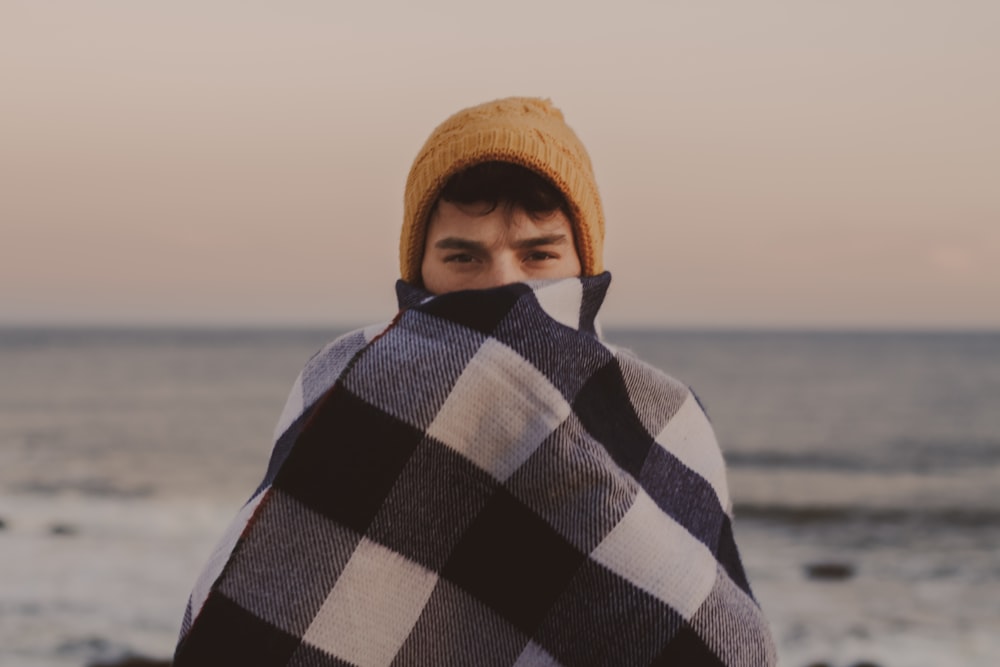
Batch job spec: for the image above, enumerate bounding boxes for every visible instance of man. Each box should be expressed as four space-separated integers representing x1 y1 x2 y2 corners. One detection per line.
175 97 776 666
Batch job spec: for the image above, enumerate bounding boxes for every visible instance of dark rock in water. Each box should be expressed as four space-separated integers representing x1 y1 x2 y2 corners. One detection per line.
849 662 883 667
50 522 78 536
804 561 855 581
86 656 172 667
0 516 7 530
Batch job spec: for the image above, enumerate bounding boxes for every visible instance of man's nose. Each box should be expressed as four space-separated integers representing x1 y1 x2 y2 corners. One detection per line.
482 257 523 289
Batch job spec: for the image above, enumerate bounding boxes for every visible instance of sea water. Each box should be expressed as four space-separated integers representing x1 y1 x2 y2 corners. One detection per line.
1 328 998 667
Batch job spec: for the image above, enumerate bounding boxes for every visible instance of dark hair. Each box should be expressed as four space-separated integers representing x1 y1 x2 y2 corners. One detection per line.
436 161 570 221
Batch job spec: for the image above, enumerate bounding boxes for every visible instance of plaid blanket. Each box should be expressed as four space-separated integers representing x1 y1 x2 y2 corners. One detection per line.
175 273 776 667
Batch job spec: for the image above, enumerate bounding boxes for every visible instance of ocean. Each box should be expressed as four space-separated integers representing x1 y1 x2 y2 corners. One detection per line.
1 328 998 667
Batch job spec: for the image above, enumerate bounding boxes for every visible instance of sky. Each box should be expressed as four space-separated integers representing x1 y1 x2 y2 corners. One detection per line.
2 0 998 329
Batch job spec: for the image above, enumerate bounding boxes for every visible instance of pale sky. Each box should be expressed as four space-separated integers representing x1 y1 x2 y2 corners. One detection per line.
2 1 998 328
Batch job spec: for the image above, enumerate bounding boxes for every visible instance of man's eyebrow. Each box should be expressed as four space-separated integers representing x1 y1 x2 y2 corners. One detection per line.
434 237 488 251
433 234 569 251
512 234 569 249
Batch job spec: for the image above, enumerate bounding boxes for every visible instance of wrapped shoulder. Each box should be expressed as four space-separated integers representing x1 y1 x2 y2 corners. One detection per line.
271 321 393 442
610 347 732 514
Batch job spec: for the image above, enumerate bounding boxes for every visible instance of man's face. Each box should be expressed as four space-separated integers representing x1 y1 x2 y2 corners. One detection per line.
420 200 582 295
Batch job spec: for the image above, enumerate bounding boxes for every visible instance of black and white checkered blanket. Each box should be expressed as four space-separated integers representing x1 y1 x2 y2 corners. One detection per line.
175 273 776 666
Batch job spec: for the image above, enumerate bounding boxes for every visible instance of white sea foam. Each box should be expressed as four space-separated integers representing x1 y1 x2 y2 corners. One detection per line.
0 493 241 666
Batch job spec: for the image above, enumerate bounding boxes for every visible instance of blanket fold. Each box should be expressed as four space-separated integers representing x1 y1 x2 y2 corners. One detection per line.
175 273 776 667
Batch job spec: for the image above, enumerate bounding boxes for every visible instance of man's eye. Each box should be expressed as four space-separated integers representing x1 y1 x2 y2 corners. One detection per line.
444 253 477 264
526 251 556 262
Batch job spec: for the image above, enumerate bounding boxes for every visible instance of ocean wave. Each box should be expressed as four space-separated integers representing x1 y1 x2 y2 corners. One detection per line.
734 503 1000 526
11 478 156 499
727 438 1000 474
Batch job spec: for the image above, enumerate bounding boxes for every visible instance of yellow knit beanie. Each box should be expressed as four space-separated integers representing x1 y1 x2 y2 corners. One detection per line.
400 97 605 284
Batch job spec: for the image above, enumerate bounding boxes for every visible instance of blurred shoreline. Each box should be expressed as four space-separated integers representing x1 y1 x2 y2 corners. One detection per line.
2 328 997 667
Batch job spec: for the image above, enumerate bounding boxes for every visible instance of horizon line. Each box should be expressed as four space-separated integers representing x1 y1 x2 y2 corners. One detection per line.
2 322 998 335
